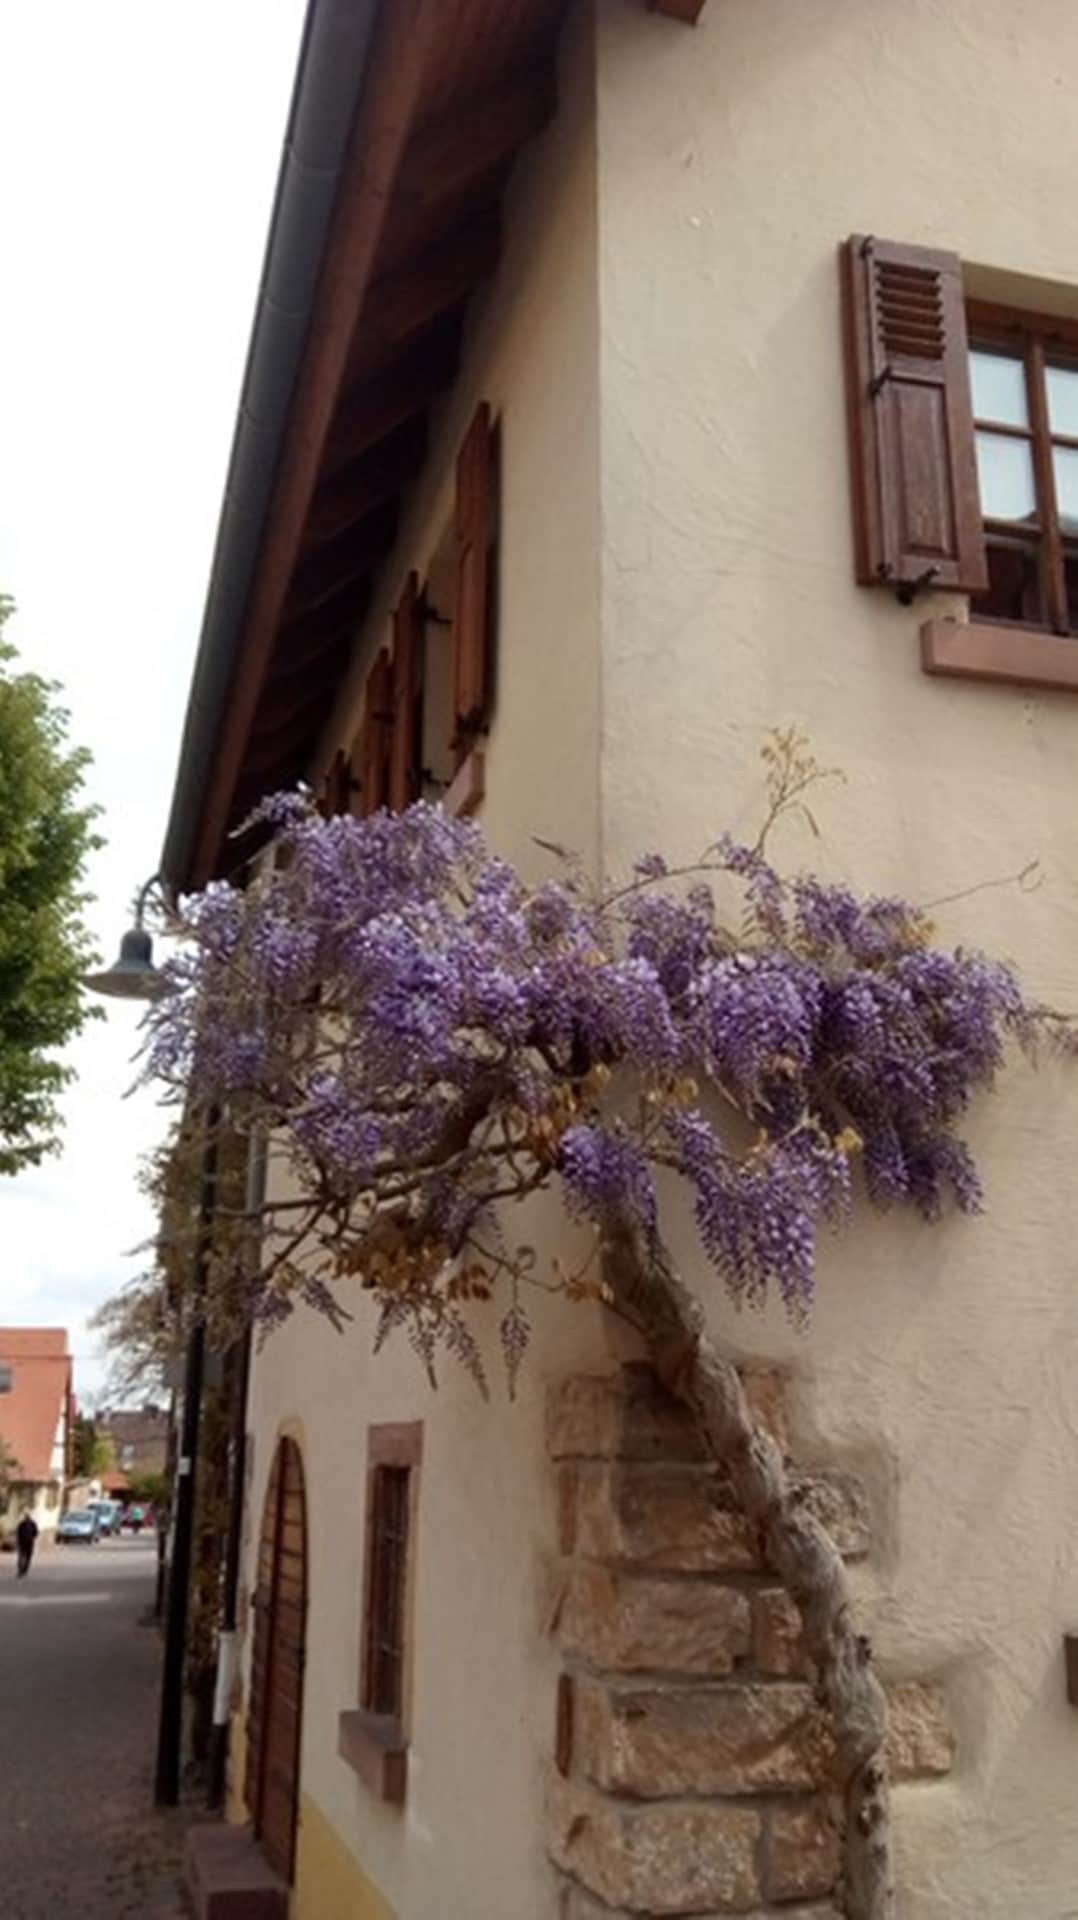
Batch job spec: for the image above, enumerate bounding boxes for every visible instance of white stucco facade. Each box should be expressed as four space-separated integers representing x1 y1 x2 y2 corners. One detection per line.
236 6 1078 1917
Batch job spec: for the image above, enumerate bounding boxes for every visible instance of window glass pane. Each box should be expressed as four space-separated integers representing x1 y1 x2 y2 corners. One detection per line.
969 350 1028 427
975 430 1036 521
1046 364 1078 437
1053 446 1078 532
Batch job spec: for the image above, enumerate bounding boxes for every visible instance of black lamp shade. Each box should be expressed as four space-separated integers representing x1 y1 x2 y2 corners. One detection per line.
85 926 168 1001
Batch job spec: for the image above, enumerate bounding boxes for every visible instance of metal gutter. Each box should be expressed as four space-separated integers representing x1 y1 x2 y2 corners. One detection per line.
160 0 379 893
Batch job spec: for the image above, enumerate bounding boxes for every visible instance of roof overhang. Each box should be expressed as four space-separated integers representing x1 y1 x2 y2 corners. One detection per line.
161 0 572 892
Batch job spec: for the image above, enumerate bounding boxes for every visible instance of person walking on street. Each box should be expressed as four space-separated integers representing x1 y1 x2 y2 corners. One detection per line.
15 1510 37 1578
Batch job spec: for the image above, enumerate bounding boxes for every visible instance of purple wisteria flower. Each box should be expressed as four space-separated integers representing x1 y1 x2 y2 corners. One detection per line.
142 788 1055 1334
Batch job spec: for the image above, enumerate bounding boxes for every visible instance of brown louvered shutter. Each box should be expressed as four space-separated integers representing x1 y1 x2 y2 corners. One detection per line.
360 649 394 817
453 401 495 757
389 572 424 811
319 747 354 818
841 235 986 597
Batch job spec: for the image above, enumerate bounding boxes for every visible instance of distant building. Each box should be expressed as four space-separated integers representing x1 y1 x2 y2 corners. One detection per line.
97 1404 169 1484
0 1328 73 1544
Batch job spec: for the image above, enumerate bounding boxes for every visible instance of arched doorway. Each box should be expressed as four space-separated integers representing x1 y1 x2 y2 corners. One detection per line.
247 1436 307 1882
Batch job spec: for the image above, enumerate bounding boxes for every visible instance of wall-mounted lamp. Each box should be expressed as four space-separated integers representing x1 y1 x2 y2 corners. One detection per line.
85 874 170 1001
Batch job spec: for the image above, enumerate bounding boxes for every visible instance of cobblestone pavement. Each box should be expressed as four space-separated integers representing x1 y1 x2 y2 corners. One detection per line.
0 1534 189 1919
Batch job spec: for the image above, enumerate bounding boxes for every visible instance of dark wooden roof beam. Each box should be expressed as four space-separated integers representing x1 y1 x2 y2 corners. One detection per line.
276 579 373 659
283 503 399 621
251 675 337 744
325 320 462 477
306 416 429 546
347 208 501 377
393 62 556 221
266 627 353 700
244 710 326 779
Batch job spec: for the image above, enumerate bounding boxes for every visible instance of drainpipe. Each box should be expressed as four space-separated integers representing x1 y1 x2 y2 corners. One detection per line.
155 1113 219 1807
206 1128 266 1810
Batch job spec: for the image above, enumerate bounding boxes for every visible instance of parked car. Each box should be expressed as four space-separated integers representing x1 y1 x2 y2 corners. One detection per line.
88 1499 121 1536
58 1509 100 1544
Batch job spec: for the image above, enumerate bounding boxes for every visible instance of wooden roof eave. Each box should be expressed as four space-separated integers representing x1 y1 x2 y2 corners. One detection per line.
164 0 572 889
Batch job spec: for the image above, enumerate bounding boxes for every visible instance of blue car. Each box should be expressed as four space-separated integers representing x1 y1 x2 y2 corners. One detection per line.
57 1509 100 1543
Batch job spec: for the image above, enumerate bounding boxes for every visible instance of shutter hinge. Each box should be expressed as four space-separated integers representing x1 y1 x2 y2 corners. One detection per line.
895 566 940 607
868 364 894 399
420 593 451 629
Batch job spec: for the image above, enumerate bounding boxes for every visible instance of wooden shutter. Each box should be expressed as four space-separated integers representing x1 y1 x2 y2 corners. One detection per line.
360 649 394 817
841 235 986 597
649 0 706 19
247 1438 307 1884
319 748 354 818
389 572 424 811
453 401 495 755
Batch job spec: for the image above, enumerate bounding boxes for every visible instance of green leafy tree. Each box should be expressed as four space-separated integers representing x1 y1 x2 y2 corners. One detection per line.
126 1469 169 1510
71 1413 115 1480
0 595 101 1172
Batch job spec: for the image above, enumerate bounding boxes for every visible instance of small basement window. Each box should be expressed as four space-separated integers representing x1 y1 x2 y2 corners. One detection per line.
362 1464 410 1719
338 1421 423 1805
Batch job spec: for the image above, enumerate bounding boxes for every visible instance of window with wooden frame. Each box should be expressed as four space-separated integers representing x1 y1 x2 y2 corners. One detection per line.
966 308 1078 635
842 236 1078 692
337 1421 422 1805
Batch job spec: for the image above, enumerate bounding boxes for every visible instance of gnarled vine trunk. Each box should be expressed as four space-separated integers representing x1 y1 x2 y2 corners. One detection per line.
610 1215 893 1920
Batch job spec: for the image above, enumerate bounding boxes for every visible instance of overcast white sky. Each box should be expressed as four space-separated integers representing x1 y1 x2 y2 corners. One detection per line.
0 1 308 1404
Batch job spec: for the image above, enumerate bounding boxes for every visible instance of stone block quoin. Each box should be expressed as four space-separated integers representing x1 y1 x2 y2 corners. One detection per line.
546 1365 953 1916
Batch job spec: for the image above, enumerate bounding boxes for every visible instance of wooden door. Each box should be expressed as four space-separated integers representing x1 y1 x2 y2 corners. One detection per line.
247 1436 307 1882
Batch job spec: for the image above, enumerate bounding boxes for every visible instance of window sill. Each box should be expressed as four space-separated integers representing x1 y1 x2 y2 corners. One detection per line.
921 618 1078 693
338 1709 408 1805
444 749 485 819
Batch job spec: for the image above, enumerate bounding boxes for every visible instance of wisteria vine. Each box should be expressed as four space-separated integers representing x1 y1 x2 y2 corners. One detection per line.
143 732 1064 1391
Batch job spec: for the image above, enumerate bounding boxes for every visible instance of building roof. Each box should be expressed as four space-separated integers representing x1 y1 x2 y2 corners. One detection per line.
161 0 570 891
1 1328 68 1357
0 1329 71 1484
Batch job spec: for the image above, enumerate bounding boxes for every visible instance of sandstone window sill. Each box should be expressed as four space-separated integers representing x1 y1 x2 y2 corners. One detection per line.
921 617 1078 693
338 1708 408 1805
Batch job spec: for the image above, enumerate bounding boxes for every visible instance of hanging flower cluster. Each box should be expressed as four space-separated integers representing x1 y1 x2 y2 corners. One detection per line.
143 734 1064 1389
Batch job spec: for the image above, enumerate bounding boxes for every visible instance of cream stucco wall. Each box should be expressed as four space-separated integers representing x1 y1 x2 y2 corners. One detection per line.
594 3 1078 1916
241 12 621 1920
237 5 1078 1916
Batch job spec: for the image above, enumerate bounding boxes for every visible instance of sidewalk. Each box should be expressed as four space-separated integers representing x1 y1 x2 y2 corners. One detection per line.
0 1537 192 1919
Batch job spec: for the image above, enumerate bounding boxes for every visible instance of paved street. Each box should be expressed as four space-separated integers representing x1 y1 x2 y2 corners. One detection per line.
0 1534 188 1918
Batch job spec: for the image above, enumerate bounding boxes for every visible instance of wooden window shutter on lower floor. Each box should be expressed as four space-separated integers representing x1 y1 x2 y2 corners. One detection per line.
453 401 496 757
389 572 424 811
360 649 394 817
841 235 987 597
319 747 354 818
